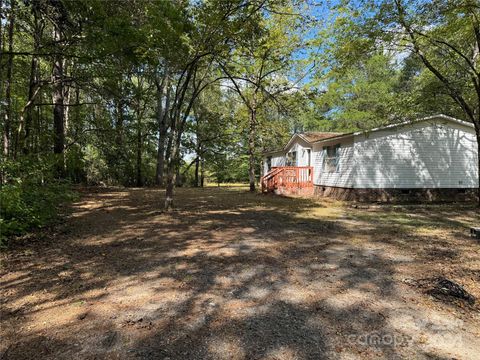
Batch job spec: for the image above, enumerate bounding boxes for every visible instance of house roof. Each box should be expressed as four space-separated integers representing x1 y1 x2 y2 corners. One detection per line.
283 132 343 151
310 114 474 145
299 132 343 143
262 148 285 156
262 114 474 156
262 132 342 155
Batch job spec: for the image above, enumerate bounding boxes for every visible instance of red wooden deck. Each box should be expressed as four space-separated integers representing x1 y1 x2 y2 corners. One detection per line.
261 166 314 195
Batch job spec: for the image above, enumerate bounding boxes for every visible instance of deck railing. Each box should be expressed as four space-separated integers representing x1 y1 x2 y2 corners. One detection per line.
261 166 313 193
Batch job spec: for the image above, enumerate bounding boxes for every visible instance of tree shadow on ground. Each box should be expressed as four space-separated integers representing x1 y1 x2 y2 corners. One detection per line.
1 187 478 359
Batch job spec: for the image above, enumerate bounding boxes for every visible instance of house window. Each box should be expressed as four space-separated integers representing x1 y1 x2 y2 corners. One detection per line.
266 156 272 171
323 144 340 173
286 151 297 166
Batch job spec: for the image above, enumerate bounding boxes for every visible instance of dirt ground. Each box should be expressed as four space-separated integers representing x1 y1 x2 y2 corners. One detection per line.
1 186 479 360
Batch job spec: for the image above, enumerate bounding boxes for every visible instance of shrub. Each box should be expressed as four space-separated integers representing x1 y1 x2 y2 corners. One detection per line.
0 157 77 247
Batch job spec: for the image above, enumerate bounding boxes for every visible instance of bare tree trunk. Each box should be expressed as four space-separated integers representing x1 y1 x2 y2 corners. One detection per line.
0 0 4 184
16 84 42 158
63 59 71 141
3 0 15 158
136 128 143 187
156 134 167 186
155 73 170 186
52 21 65 177
164 61 200 210
23 32 40 154
164 136 178 210
0 0 4 158
200 157 205 187
36 91 44 154
0 0 4 98
115 99 124 147
165 115 183 209
248 96 257 192
175 164 182 186
475 124 480 207
16 3 43 157
194 112 201 187
165 119 180 210
165 172 175 210
194 155 200 187
112 97 124 182
74 85 80 134
135 104 143 187
165 133 173 171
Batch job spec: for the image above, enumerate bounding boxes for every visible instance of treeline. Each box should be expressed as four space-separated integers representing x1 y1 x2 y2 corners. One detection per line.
0 0 311 212
0 0 314 242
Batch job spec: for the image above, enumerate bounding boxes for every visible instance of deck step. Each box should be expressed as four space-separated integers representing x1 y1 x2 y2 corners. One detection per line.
261 166 313 194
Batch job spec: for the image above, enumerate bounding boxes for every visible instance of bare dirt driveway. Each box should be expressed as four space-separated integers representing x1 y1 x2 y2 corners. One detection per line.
1 186 479 360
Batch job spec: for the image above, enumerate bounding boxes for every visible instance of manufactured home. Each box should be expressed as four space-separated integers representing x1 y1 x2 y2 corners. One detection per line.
261 115 479 201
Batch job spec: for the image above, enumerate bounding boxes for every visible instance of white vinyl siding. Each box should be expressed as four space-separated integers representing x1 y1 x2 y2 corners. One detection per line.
285 138 312 167
262 137 312 175
263 152 285 174
313 137 355 187
272 154 286 167
313 119 478 189
351 121 478 188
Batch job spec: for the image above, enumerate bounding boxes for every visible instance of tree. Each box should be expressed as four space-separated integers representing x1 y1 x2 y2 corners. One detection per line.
0 0 323 232
154 68 170 186
219 2 309 191
160 0 285 209
51 0 67 176
319 53 399 131
183 82 241 187
2 0 15 158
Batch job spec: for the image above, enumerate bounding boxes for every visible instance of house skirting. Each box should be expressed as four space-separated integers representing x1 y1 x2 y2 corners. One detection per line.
274 186 314 197
313 185 478 203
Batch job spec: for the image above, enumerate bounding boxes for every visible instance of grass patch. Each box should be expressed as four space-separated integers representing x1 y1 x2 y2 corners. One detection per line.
347 204 479 232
